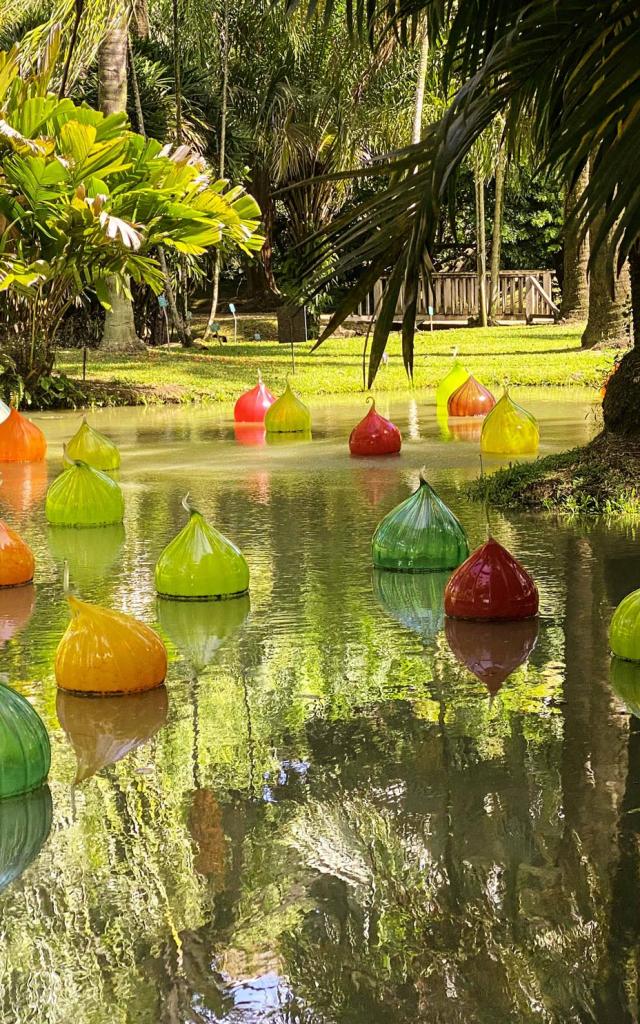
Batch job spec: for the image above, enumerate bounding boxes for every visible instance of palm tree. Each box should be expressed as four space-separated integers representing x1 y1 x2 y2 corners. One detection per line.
295 0 640 434
560 167 590 322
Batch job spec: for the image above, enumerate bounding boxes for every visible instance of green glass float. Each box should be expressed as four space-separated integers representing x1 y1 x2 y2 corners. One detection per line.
155 495 250 600
65 417 120 471
158 593 250 671
609 588 640 661
372 474 469 573
610 657 640 719
264 382 311 433
0 786 52 894
373 568 449 642
436 358 470 408
45 459 124 527
0 682 51 799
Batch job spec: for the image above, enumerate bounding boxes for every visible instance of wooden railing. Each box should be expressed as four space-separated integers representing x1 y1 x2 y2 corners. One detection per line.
354 270 559 322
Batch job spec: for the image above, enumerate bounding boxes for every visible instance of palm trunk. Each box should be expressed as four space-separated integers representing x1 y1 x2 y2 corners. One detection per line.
97 15 144 353
560 166 590 321
489 144 506 321
581 210 630 349
245 164 279 301
602 244 640 436
411 22 429 145
207 0 229 332
475 166 488 327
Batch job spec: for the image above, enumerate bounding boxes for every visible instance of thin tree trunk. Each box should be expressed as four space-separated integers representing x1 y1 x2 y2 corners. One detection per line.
628 239 640 347
489 144 506 321
560 165 590 321
411 22 429 145
98 14 145 353
602 245 640 435
475 166 488 327
207 0 230 333
581 209 630 349
245 164 279 301
172 0 183 147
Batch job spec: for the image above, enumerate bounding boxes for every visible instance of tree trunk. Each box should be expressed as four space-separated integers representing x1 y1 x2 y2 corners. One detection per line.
207 0 229 332
97 16 145 353
489 144 506 320
245 163 279 302
629 239 640 347
581 213 630 349
602 254 640 435
411 22 429 145
560 166 590 321
475 166 488 327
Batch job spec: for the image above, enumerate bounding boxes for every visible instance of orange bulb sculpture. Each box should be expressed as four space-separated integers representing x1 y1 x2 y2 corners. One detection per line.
55 596 167 695
0 400 46 462
448 376 496 418
0 520 35 588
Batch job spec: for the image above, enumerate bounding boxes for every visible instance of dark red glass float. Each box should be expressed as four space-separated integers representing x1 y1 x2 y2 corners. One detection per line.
445 617 539 694
444 537 539 621
349 399 402 457
234 374 276 423
448 375 496 418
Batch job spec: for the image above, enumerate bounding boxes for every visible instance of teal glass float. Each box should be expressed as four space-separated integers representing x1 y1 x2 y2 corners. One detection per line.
373 568 449 642
65 417 120 471
264 382 311 433
0 786 52 894
0 682 51 799
609 588 640 661
610 657 640 718
155 496 250 600
45 460 124 527
372 474 469 572
436 358 469 408
158 593 250 671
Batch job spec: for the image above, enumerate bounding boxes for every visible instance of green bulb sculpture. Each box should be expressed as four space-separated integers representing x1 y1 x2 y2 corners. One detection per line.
0 682 50 799
609 588 640 661
372 474 469 572
155 496 250 600
46 459 124 527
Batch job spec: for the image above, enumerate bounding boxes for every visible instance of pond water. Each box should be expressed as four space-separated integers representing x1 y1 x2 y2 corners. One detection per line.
2 388 639 1024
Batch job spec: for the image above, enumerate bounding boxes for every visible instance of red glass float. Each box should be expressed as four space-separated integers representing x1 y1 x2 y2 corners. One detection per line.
445 617 539 694
448 375 496 418
0 402 46 462
445 537 539 621
349 398 402 457
234 373 275 423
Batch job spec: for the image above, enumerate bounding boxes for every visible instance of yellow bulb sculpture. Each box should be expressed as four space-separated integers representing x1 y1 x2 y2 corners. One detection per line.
55 596 167 695
65 417 120 471
480 388 539 455
436 358 469 408
264 382 311 433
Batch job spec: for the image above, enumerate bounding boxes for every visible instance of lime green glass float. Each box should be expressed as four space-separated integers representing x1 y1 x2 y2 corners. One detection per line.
372 474 469 572
0 682 50 799
155 496 250 600
46 460 124 527
0 786 52 893
610 657 640 718
158 593 250 671
609 588 640 661
436 357 469 408
480 388 539 455
264 382 311 433
373 568 449 642
65 417 120 471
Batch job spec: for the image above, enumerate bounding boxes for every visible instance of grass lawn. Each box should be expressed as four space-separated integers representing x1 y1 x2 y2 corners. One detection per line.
56 318 616 404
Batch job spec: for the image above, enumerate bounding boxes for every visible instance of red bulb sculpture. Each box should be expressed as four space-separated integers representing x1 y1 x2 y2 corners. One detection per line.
448 375 496 418
349 398 402 457
234 373 276 423
444 537 539 621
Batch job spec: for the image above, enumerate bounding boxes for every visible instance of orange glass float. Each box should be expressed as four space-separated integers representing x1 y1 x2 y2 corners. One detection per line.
0 520 35 588
448 418 483 443
445 537 539 621
55 596 168 695
349 398 402 457
0 401 46 463
445 617 539 694
448 375 496 418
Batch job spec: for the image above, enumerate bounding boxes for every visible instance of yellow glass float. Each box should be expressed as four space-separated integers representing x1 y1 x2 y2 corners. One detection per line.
155 496 249 600
436 358 470 408
264 382 311 433
609 588 640 662
55 596 168 695
57 687 169 782
45 460 124 527
65 417 120 471
480 388 539 455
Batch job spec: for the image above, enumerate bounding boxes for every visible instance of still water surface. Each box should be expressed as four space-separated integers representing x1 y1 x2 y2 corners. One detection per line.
1 389 638 1024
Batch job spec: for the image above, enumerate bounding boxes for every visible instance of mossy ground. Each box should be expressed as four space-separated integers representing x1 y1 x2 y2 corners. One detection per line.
55 319 613 406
